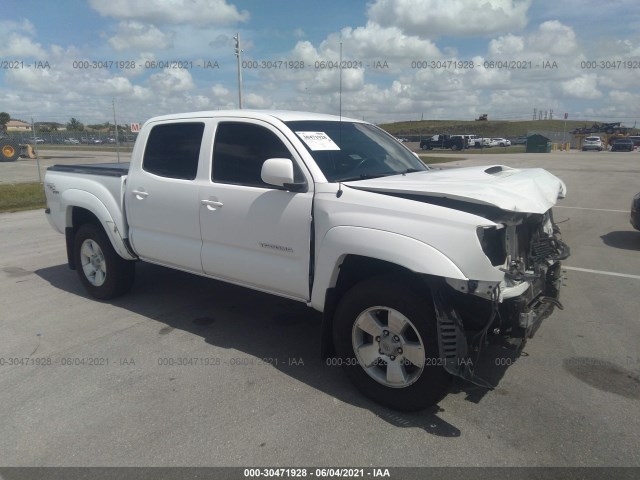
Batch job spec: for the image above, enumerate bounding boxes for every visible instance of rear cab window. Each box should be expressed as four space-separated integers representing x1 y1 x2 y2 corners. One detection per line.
143 122 205 180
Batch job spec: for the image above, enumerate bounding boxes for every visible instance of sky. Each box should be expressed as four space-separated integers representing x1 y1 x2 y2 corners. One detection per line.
2 0 640 126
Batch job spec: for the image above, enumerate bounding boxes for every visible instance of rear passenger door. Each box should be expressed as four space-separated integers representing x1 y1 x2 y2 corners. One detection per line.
126 121 207 272
199 119 314 301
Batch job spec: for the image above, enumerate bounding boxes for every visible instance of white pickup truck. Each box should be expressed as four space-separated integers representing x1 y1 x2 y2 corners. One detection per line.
44 110 569 411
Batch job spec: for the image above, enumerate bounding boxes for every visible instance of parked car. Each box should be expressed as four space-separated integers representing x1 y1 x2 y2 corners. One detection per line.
631 192 640 231
452 134 480 148
63 138 80 144
510 136 527 145
462 135 492 148
420 134 466 151
43 109 569 412
626 136 640 148
582 136 603 151
30 137 45 144
611 138 634 152
491 138 511 147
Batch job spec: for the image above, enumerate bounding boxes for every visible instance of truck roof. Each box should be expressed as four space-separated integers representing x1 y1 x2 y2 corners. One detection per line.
144 109 363 125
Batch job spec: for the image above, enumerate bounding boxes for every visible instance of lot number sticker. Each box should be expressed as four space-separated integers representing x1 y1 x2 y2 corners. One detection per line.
295 131 340 151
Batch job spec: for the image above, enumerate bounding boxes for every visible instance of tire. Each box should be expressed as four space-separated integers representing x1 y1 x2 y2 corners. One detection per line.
451 144 460 151
73 223 135 300
0 139 20 162
332 276 450 411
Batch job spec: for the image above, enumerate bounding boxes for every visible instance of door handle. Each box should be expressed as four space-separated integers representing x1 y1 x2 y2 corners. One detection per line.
201 199 224 210
132 190 149 199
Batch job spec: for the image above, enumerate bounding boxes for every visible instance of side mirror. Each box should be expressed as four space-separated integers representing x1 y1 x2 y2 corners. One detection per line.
261 158 307 192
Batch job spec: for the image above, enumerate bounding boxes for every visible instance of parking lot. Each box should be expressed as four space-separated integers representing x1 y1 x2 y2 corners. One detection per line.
0 149 639 467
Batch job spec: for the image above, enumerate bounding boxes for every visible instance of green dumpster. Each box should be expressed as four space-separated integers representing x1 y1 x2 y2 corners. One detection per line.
526 134 551 153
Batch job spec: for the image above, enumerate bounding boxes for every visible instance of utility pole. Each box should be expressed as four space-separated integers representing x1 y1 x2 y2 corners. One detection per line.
234 33 243 109
32 117 42 183
113 99 120 163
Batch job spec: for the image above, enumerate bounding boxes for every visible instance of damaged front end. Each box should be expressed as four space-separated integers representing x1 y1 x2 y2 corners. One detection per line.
433 208 570 387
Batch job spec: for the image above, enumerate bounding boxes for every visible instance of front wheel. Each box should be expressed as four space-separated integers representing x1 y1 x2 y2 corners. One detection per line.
332 276 450 411
74 223 135 300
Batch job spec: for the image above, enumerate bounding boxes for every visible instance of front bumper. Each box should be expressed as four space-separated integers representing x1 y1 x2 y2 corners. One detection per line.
433 210 570 387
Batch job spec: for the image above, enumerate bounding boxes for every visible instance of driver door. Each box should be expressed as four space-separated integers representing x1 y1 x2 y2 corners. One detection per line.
199 119 314 301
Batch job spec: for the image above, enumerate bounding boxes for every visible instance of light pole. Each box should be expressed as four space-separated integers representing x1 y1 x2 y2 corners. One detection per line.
234 33 243 109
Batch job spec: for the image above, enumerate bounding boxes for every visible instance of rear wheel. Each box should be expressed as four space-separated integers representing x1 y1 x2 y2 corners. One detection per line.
333 276 450 411
0 139 20 162
74 224 135 299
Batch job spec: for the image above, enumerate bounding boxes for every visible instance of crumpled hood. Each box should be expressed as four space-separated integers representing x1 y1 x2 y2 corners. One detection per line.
343 165 566 214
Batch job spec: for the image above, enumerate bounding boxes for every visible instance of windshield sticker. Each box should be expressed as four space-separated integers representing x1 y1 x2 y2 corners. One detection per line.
295 131 340 151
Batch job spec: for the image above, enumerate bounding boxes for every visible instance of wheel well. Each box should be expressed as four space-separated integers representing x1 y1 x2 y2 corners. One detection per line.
71 207 102 230
65 207 104 270
320 255 425 359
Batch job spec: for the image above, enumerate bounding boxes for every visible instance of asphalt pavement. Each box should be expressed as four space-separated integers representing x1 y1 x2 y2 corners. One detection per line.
0 150 638 468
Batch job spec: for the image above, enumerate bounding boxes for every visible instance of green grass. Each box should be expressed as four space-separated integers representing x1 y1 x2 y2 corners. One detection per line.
381 119 639 139
0 182 46 213
37 145 134 153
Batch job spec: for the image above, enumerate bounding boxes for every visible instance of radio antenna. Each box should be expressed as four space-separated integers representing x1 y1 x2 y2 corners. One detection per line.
339 41 342 120
338 41 343 148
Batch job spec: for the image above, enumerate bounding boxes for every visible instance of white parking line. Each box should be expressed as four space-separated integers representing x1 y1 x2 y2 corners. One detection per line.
563 266 640 280
555 206 627 213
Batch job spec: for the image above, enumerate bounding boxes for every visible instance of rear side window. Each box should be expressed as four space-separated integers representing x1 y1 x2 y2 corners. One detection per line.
143 123 204 180
212 122 295 188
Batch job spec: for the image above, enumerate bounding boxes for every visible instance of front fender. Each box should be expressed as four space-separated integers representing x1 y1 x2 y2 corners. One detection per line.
61 189 136 261
310 226 466 310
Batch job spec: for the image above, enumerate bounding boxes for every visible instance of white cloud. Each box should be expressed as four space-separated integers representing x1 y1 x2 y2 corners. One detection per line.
212 84 230 97
0 35 46 57
89 0 249 26
244 93 273 109
527 20 578 56
489 34 525 55
185 94 212 110
5 67 63 94
321 22 441 60
367 0 531 37
148 68 195 94
0 18 37 35
608 90 640 105
560 75 602 99
108 21 175 51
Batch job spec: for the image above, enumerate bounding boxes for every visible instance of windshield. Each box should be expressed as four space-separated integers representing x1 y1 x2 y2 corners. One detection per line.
285 120 428 182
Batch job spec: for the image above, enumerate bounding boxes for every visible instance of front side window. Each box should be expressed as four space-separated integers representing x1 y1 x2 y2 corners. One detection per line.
212 122 296 188
143 122 204 180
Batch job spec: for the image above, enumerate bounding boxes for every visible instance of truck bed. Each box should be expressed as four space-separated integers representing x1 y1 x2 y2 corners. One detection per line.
47 162 130 177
